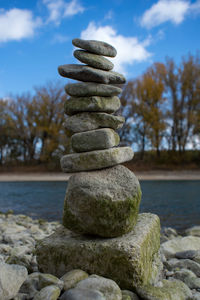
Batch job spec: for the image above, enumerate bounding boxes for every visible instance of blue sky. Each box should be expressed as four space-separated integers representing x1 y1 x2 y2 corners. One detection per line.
0 0 200 98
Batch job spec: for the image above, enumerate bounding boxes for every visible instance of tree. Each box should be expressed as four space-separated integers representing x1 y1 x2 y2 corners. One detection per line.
33 81 67 162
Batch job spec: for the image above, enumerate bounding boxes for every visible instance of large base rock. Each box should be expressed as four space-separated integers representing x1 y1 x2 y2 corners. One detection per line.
63 165 141 237
36 213 161 290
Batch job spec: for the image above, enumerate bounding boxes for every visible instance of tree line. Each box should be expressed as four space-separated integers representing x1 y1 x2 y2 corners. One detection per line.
0 54 200 168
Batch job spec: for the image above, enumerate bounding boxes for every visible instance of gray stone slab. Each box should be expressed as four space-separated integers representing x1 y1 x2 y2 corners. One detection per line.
36 213 161 290
60 147 134 172
58 64 125 84
64 112 125 134
72 38 117 57
74 50 114 71
71 128 120 152
63 165 141 237
65 83 122 97
64 96 121 115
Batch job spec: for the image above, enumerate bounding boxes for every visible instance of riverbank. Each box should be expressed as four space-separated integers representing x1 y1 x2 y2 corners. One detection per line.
0 212 200 299
1 170 200 181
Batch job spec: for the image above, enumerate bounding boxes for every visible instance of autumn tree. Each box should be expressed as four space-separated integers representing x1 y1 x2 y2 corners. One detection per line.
164 54 200 153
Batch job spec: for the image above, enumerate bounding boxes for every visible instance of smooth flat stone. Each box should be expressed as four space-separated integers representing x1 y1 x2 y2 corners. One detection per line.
60 146 134 172
36 213 161 290
60 288 106 300
65 83 122 97
58 64 125 84
63 165 141 237
72 38 117 57
64 96 121 115
74 50 114 71
71 128 120 152
64 112 125 134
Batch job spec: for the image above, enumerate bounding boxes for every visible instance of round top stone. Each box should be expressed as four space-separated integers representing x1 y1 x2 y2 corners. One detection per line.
72 38 117 57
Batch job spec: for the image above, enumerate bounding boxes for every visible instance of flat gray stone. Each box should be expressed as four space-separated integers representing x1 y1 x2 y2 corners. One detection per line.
76 275 122 300
71 128 120 152
64 96 120 115
64 112 124 134
175 250 200 262
36 213 161 290
58 64 125 84
65 82 122 97
122 290 140 300
170 259 200 277
60 147 134 172
60 269 88 291
63 165 141 237
161 236 200 258
60 287 106 300
72 38 117 57
136 279 192 300
74 50 114 70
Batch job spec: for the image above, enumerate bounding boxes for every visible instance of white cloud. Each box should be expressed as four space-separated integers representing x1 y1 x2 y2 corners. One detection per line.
51 33 69 43
80 22 151 74
43 0 84 25
141 0 190 28
0 8 41 43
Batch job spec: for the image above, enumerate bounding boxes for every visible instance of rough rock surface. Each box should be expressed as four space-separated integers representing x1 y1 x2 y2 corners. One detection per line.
60 147 134 172
136 279 192 300
76 275 122 300
64 112 124 134
71 128 120 152
65 82 122 97
64 96 120 115
0 262 28 300
72 38 117 57
63 165 141 237
36 213 161 290
58 64 125 84
74 50 114 71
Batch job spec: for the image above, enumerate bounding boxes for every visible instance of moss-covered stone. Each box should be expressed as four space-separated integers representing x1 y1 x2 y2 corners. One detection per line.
60 269 89 291
64 112 124 134
71 128 120 152
64 96 120 115
60 147 134 172
36 213 161 290
136 279 193 300
63 165 141 237
74 50 114 70
65 82 122 97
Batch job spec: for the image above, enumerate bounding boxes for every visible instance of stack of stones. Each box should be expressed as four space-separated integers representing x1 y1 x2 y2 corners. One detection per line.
37 39 162 291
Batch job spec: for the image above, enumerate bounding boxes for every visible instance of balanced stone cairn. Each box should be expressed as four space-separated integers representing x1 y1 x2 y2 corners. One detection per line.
57 38 141 238
36 39 161 290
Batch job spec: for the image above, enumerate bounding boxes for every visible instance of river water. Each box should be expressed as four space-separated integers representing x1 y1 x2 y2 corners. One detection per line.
0 180 199 230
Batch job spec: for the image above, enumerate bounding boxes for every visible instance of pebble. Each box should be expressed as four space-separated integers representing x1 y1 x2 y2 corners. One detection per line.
64 112 124 134
60 288 106 300
60 146 134 173
0 262 28 300
33 285 60 300
72 38 117 57
76 274 122 300
60 269 89 291
71 128 120 152
65 82 122 97
74 50 114 70
58 64 125 84
64 95 121 115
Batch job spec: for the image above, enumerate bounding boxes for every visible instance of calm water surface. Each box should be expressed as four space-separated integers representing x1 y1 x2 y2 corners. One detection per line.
0 181 199 230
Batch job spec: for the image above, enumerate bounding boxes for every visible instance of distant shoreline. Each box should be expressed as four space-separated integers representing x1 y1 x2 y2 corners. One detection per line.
1 170 200 181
